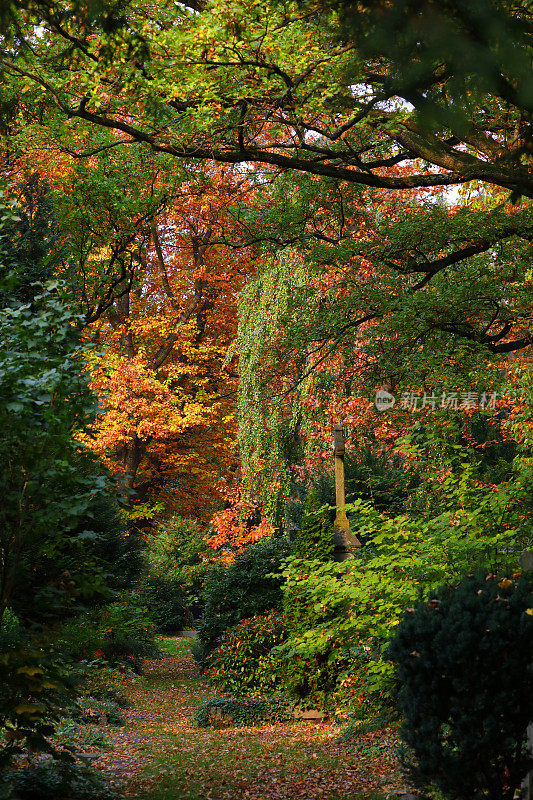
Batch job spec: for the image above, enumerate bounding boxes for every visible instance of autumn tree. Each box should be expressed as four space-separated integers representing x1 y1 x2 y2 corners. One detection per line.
234 166 527 513
2 0 531 522
78 159 255 520
0 0 530 356
3 0 530 191
0 127 254 525
0 114 257 521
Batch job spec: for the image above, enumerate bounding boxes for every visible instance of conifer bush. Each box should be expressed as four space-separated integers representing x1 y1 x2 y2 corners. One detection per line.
138 516 216 633
388 570 533 800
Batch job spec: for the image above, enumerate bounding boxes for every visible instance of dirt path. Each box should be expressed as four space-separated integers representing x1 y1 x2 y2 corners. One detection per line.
95 638 411 800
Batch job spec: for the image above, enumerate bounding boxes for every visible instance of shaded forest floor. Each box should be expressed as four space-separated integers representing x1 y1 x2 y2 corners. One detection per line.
95 638 412 800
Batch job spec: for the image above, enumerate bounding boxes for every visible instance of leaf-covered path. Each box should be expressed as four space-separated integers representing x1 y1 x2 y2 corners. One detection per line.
95 638 411 800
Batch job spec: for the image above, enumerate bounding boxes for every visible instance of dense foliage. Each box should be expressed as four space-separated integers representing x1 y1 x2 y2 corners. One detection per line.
0 278 106 625
196 538 292 660
195 694 293 728
0 199 154 793
273 446 533 710
205 612 288 696
291 488 334 561
137 516 216 632
59 594 160 672
0 0 532 796
388 571 533 800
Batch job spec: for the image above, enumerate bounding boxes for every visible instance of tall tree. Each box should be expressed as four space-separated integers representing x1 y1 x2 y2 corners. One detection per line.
84 161 255 519
0 0 530 357
1 132 254 521
1 0 530 195
235 172 521 507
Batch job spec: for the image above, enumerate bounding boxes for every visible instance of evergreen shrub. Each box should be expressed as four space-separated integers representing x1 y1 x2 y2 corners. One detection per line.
59 593 160 671
1 760 120 800
0 638 80 769
137 574 190 634
137 516 216 632
196 537 291 660
388 570 533 800
205 612 288 695
0 608 21 642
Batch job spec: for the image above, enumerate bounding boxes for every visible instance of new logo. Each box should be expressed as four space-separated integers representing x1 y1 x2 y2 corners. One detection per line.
375 390 395 411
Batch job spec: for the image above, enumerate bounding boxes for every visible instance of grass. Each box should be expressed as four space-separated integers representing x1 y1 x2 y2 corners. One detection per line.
96 638 407 800
157 635 195 657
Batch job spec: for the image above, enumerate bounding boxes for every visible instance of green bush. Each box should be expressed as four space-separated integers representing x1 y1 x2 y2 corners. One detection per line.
203 564 347 710
344 445 419 518
72 493 143 594
137 574 191 634
0 277 114 629
0 639 81 768
388 570 533 800
0 607 20 634
0 608 21 652
137 516 216 632
1 760 119 800
14 492 143 629
271 646 345 710
196 537 291 660
205 612 288 696
272 554 352 710
271 468 532 718
59 593 160 671
291 488 333 561
205 601 342 709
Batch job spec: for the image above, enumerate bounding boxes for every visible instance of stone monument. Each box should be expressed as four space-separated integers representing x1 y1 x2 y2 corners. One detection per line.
333 424 361 561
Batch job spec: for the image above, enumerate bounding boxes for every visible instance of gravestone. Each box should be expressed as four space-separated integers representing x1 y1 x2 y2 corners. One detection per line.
520 550 533 573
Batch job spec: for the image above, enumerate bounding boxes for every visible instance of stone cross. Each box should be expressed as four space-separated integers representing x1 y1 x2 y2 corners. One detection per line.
333 424 361 561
